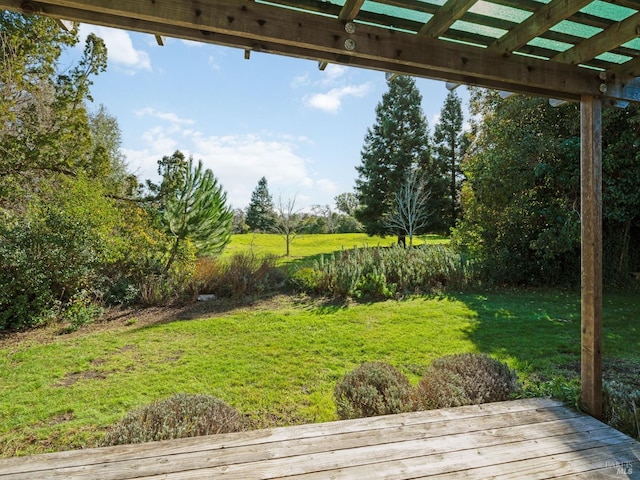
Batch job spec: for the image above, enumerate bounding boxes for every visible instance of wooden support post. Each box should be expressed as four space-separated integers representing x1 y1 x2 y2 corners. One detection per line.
580 95 603 419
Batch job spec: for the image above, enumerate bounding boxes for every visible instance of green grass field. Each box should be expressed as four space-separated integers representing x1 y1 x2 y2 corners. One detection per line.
223 233 448 264
1 290 638 457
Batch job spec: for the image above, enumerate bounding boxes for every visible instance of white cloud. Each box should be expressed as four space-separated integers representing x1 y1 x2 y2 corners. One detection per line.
315 178 338 194
305 84 371 113
181 39 204 48
125 126 317 208
322 64 347 84
291 72 310 88
79 25 151 73
135 107 195 125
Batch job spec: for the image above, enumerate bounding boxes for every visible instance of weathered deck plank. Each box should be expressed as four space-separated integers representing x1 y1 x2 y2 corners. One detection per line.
0 398 638 479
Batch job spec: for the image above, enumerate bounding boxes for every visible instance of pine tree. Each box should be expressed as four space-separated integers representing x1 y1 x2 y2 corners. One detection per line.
433 90 467 227
355 76 431 241
162 155 233 273
246 176 276 232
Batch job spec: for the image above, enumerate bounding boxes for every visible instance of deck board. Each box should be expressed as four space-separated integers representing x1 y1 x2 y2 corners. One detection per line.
0 399 638 479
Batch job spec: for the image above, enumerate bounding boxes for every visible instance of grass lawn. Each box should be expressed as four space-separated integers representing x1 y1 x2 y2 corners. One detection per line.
223 233 448 264
1 289 638 457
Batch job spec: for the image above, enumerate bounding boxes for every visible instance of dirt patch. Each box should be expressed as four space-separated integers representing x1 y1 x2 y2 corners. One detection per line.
44 411 75 426
54 370 107 388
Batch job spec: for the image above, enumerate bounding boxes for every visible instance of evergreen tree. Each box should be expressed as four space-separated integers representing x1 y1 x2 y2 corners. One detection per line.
433 91 468 227
355 76 431 241
246 176 276 232
162 155 233 272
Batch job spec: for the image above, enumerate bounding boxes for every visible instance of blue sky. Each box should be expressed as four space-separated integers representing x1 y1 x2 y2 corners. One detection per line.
73 25 469 211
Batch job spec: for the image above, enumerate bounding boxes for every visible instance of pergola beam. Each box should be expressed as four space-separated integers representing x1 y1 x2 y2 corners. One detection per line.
489 0 592 54
339 0 365 21
418 0 477 38
580 95 603 420
4 0 639 103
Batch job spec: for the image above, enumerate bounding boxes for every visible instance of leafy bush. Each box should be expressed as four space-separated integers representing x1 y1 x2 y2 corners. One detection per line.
519 376 581 410
334 362 414 419
58 290 104 334
0 185 112 330
415 354 519 409
101 394 250 446
603 381 640 440
294 245 467 300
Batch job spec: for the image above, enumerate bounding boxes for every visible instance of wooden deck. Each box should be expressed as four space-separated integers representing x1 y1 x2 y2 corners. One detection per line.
0 398 638 479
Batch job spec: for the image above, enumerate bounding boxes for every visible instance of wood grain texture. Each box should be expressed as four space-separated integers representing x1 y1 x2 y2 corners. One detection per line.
580 96 603 420
1 399 638 479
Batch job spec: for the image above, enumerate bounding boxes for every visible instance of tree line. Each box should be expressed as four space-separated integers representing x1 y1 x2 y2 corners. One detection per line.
353 75 640 285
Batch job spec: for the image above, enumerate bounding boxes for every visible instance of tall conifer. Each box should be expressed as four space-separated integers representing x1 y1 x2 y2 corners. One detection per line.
355 76 431 240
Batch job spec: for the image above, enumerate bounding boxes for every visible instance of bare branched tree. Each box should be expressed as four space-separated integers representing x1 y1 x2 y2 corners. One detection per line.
274 195 302 256
384 170 431 247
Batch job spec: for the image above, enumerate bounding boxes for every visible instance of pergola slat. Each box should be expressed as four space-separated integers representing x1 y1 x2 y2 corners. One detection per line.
418 0 478 38
554 11 640 64
489 0 593 54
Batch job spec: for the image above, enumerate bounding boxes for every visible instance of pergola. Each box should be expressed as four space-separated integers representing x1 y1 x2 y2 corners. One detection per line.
4 0 640 419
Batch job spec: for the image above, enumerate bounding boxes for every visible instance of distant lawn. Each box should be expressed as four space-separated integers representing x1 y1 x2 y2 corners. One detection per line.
1 290 638 457
223 233 449 264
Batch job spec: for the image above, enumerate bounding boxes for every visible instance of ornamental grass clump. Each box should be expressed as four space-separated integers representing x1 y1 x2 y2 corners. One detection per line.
101 394 250 446
603 381 640 440
297 244 466 299
334 362 414 419
415 353 519 410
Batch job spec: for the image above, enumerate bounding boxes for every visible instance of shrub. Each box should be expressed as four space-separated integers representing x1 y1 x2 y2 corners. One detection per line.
334 362 413 419
58 290 104 334
296 244 467 300
415 353 519 410
603 381 640 440
101 394 250 446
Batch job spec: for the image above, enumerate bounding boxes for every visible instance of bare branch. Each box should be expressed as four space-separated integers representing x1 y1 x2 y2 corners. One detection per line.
383 170 432 247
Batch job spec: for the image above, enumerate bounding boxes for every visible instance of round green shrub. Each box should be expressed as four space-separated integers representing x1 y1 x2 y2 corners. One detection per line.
334 362 413 419
415 353 519 410
101 394 249 446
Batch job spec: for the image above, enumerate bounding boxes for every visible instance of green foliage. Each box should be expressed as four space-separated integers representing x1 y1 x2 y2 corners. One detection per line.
295 245 465 299
432 90 468 228
603 381 640 440
101 394 249 446
0 176 116 330
0 14 107 193
415 353 519 409
453 92 582 285
246 176 277 232
59 291 104 334
334 362 413 419
521 377 640 440
355 76 432 237
161 153 233 272
519 376 581 410
334 192 359 217
454 90 640 286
